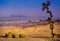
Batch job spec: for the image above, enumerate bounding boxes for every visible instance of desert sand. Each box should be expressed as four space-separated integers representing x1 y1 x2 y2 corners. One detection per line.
0 22 60 38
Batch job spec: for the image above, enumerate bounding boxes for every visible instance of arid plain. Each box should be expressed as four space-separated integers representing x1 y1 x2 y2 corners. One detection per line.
0 21 60 38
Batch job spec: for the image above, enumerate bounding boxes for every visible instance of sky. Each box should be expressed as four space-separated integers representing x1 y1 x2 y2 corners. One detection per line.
0 0 60 20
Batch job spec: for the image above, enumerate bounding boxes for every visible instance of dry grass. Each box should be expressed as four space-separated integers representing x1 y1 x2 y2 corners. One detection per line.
0 38 57 41
0 23 60 38
0 22 60 41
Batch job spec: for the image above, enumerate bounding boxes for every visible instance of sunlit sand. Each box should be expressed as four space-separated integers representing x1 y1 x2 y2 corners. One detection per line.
0 22 60 38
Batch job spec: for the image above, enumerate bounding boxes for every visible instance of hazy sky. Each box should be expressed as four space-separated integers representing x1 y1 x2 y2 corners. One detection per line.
0 0 60 19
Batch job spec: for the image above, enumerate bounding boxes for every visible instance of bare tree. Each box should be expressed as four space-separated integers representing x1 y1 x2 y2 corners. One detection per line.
42 0 55 38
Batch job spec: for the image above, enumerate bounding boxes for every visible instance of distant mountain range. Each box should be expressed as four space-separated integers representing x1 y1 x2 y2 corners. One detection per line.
0 15 40 21
0 15 60 21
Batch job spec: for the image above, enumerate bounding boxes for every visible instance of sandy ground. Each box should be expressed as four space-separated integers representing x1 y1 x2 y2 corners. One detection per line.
0 23 60 38
0 38 60 41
